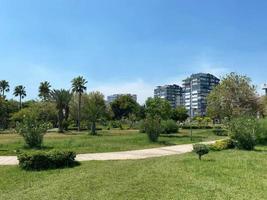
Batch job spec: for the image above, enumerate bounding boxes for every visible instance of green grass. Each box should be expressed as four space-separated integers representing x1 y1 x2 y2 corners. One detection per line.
0 147 266 200
0 129 224 156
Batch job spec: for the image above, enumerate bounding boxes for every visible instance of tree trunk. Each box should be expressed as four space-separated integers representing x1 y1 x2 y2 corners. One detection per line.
78 93 81 132
199 155 202 160
19 95 22 110
58 110 64 133
91 121 96 135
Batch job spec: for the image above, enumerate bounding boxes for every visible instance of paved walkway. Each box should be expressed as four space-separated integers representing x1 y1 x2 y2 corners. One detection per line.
0 141 215 166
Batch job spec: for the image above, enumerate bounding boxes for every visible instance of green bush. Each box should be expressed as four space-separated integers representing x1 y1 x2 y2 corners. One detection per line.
209 139 235 151
229 117 258 150
144 117 162 142
18 150 77 171
256 119 267 144
181 125 213 129
15 117 50 148
161 120 179 134
193 144 209 160
212 128 228 136
138 120 146 133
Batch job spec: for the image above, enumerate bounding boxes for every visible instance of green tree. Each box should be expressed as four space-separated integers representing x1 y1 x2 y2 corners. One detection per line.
144 116 162 142
145 97 172 120
171 106 189 122
13 85 26 109
207 73 259 120
0 97 9 129
11 101 57 127
84 91 106 135
39 81 51 101
0 80 10 99
51 89 72 133
111 95 139 120
71 76 87 132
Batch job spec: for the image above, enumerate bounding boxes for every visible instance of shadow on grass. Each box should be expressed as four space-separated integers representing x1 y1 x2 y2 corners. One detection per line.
158 141 177 146
160 134 205 139
21 161 81 172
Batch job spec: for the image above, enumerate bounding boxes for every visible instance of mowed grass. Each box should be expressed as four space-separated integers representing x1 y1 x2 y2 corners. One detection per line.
0 129 224 156
0 147 266 200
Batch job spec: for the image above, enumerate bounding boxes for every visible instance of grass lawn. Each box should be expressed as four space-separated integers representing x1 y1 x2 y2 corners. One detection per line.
0 146 266 200
0 129 224 156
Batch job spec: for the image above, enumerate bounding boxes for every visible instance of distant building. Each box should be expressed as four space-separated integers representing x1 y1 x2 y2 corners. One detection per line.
263 84 267 96
107 94 137 103
154 84 183 108
183 73 220 117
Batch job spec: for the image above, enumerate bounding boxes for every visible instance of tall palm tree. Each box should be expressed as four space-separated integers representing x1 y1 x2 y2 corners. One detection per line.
51 89 72 133
71 76 87 132
39 81 51 101
0 80 10 99
13 85 26 109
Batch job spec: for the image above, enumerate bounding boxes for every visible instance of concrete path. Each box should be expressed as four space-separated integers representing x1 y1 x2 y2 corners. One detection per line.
0 141 215 166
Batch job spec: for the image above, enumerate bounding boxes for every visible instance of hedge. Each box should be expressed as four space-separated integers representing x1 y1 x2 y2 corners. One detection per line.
18 150 78 171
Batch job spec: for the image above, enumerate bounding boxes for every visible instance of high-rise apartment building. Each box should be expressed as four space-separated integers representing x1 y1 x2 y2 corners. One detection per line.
154 84 183 108
183 73 220 117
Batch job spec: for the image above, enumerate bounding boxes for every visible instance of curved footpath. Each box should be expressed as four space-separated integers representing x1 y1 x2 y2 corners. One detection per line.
0 141 216 166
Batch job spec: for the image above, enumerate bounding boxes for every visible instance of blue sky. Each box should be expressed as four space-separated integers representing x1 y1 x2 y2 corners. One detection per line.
0 0 267 103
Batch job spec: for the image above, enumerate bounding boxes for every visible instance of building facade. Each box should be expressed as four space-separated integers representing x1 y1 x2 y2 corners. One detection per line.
183 73 220 117
154 84 183 108
107 94 137 103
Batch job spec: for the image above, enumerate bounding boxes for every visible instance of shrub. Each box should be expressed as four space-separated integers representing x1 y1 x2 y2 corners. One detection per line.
229 117 258 150
212 128 228 136
139 120 146 133
144 116 162 142
209 139 235 151
193 144 209 160
161 120 179 134
18 150 77 171
256 119 267 144
15 116 50 148
181 125 213 129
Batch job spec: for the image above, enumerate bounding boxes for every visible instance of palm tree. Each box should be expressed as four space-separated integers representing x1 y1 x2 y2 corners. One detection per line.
39 81 51 101
0 80 10 99
71 76 87 132
13 85 26 109
51 89 72 133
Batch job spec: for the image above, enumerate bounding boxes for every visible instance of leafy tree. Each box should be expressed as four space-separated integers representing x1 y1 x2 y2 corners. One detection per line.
39 81 51 101
171 106 189 122
16 115 50 148
145 97 172 120
13 85 26 109
0 97 9 129
144 116 162 142
11 101 57 127
111 95 139 120
51 89 72 133
258 95 267 118
229 116 258 150
84 92 106 135
207 73 259 120
0 80 10 99
71 76 87 132
69 93 88 128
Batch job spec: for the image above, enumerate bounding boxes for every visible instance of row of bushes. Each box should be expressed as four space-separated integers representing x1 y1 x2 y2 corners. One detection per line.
18 150 78 171
181 125 213 129
209 139 235 151
140 119 179 135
